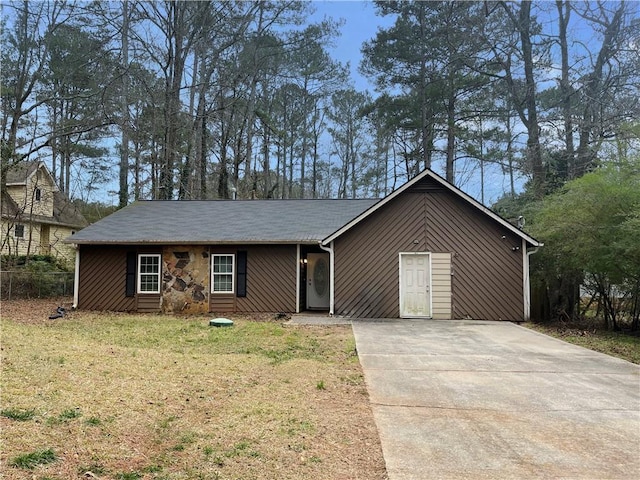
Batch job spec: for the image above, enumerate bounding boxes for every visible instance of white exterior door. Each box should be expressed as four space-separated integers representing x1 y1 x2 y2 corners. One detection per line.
307 253 330 310
400 253 432 318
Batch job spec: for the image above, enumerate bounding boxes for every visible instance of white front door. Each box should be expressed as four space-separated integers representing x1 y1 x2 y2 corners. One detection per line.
307 253 330 310
400 253 431 318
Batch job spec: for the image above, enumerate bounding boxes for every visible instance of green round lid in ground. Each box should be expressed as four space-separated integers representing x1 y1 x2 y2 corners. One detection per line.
209 318 234 327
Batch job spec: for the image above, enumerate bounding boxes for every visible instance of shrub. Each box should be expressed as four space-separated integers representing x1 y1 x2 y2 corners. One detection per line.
1 259 74 299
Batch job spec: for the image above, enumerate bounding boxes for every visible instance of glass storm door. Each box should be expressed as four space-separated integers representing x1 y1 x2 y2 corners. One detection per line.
307 253 330 310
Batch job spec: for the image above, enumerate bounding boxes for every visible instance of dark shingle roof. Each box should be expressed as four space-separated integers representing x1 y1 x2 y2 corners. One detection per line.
5 161 40 184
66 199 380 245
1 191 20 217
53 191 89 228
1 190 88 228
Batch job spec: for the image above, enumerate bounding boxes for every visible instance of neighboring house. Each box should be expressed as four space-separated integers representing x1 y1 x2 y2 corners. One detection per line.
1 161 88 266
66 169 541 321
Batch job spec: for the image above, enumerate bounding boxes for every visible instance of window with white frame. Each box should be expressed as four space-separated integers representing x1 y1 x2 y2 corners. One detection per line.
212 254 234 293
14 224 25 238
137 254 161 293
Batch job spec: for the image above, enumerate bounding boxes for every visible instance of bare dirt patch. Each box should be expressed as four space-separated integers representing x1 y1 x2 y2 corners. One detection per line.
0 296 75 324
1 299 387 479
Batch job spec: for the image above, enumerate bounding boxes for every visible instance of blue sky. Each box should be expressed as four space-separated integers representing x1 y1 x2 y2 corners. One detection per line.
309 0 392 92
307 0 524 203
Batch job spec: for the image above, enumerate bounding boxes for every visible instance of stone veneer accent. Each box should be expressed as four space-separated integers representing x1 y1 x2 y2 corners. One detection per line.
162 246 209 314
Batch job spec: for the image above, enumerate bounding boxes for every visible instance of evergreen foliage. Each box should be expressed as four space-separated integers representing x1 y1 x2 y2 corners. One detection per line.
529 161 640 330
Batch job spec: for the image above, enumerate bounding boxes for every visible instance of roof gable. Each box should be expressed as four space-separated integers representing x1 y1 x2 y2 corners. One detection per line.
3 161 86 228
321 169 541 247
6 161 58 190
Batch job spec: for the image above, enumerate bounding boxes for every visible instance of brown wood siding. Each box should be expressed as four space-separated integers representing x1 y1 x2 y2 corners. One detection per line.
333 177 524 321
78 245 135 311
208 245 296 313
209 293 235 313
138 294 161 312
236 245 297 313
334 192 427 318
423 191 522 321
79 245 163 313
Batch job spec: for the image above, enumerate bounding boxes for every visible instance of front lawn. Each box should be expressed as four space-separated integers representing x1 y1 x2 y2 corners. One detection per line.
523 322 640 364
0 299 386 479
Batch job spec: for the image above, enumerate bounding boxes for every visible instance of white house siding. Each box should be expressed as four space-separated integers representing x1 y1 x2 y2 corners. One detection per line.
1 221 76 266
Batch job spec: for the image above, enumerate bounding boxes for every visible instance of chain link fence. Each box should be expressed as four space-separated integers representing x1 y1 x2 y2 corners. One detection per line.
1 270 75 300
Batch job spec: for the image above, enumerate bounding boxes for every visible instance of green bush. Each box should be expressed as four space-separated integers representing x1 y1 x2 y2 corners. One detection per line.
1 254 66 270
531 163 640 330
2 253 74 299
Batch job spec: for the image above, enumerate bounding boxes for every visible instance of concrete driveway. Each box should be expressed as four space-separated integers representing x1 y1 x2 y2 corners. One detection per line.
352 320 640 480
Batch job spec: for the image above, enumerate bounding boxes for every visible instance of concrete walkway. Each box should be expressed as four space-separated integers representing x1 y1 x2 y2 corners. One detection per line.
352 320 640 480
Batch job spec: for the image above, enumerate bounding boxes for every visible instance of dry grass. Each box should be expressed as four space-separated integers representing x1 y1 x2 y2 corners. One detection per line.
523 322 640 364
1 298 386 480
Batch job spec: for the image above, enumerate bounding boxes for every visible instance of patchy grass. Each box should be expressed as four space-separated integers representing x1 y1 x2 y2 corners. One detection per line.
9 448 57 469
0 301 386 479
524 323 640 364
1 408 36 421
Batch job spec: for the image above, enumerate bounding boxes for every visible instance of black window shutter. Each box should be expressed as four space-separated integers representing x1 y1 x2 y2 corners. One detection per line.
126 252 136 297
236 251 247 297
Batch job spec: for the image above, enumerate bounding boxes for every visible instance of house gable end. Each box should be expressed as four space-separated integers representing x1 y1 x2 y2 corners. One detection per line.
6 161 58 190
5 162 59 219
322 169 540 248
2 161 86 265
331 178 526 321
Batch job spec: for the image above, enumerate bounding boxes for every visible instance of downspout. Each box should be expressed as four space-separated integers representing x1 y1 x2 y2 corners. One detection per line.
319 241 334 316
73 246 80 309
523 239 541 321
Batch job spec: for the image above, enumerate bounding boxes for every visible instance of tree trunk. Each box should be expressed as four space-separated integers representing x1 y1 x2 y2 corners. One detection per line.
556 0 574 179
417 2 432 170
119 0 130 208
445 90 455 183
505 100 516 197
133 134 141 200
199 111 207 199
518 1 545 198
350 122 356 198
159 2 193 200
178 48 199 200
575 3 625 178
262 125 271 198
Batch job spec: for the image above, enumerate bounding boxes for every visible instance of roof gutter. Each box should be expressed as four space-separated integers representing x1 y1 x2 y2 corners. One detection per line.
64 239 324 245
318 241 334 316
